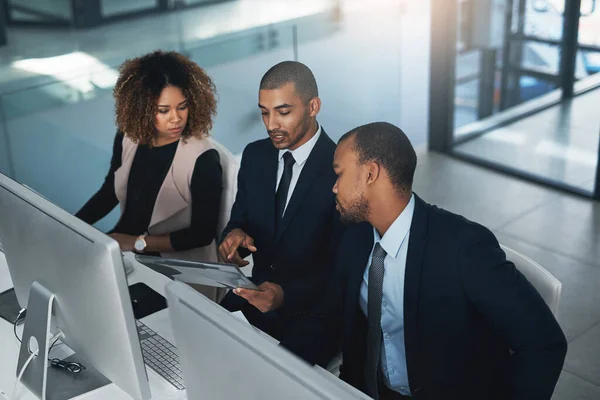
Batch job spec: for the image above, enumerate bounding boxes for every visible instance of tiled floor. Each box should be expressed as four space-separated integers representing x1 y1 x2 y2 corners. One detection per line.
414 150 600 399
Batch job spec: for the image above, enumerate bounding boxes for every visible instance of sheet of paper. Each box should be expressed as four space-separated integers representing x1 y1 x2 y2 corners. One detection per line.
230 311 250 325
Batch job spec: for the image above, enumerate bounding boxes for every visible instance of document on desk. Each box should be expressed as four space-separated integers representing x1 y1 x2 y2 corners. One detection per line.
134 255 259 290
231 311 250 325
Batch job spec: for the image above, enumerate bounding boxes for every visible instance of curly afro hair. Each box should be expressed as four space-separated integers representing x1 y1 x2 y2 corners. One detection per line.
113 50 217 145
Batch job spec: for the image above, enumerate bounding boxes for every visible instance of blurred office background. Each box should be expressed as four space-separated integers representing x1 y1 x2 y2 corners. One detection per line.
0 1 598 398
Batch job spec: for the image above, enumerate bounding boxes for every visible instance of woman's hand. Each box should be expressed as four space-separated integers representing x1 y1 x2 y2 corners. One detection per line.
109 233 137 252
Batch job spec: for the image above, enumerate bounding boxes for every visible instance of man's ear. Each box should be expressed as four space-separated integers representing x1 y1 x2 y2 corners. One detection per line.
308 97 321 117
366 162 380 185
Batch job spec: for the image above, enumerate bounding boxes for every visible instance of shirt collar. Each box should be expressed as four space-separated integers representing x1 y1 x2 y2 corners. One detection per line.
373 193 415 259
278 123 322 167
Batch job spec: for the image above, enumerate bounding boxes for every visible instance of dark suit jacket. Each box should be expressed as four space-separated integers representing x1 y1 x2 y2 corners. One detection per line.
282 194 567 400
221 129 343 317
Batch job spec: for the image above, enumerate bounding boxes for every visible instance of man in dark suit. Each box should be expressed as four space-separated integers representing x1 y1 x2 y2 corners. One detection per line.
218 61 342 340
281 122 567 400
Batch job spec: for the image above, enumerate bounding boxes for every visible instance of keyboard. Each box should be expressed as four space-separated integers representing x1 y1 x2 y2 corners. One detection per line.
136 320 185 390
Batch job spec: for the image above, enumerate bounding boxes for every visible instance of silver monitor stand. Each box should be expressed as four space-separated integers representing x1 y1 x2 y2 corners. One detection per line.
18 282 112 400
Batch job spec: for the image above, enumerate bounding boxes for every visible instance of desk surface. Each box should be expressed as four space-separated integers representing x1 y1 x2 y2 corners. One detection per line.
0 252 350 400
0 251 187 400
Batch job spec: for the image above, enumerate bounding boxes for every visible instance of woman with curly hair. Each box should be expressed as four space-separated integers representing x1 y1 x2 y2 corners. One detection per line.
76 50 223 268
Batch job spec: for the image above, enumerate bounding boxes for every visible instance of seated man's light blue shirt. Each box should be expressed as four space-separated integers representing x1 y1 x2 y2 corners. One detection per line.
359 194 415 396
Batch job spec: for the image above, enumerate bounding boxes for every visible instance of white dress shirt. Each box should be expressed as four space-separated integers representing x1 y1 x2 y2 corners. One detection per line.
359 194 415 396
275 124 322 214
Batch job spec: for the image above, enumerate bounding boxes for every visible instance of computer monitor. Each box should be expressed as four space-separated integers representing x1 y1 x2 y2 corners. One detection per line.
165 280 372 400
0 172 150 400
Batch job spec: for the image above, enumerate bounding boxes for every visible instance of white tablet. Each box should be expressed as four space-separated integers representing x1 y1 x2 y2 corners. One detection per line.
134 254 259 290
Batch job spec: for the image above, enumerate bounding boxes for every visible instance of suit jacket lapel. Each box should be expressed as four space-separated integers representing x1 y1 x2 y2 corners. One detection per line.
346 224 374 322
274 132 332 244
404 194 428 392
340 223 373 389
262 144 279 240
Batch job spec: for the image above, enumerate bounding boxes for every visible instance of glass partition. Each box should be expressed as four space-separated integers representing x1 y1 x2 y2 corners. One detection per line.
430 0 600 199
0 16 301 231
295 1 429 145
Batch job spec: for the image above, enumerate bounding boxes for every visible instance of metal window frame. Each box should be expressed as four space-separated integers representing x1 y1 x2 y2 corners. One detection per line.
0 0 6 45
560 0 582 98
428 0 457 152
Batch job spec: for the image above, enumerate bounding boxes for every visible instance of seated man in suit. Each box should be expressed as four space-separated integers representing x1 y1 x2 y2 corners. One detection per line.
281 122 567 400
218 61 343 340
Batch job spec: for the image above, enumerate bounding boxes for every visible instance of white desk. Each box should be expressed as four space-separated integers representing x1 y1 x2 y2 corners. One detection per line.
0 251 187 400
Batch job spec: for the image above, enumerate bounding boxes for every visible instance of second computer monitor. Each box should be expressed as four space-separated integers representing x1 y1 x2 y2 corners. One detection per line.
166 280 372 400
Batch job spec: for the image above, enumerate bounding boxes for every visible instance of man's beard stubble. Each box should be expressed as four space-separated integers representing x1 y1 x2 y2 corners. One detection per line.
337 194 370 225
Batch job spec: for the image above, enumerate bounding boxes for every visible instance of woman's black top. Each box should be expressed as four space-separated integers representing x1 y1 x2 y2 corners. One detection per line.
76 132 222 251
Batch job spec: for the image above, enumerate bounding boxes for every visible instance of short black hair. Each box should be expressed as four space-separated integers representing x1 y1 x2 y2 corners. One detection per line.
339 122 417 194
259 61 318 103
